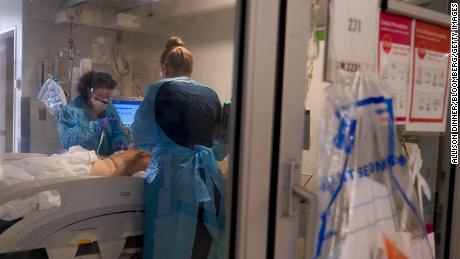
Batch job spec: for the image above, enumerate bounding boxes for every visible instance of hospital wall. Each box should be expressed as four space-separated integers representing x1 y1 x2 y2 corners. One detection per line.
18 0 235 154
156 6 235 103
119 6 235 102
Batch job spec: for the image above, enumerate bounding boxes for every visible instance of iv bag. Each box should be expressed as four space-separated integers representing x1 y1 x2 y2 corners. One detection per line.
37 76 67 118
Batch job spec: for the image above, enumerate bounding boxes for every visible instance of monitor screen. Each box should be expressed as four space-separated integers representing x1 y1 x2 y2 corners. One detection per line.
112 99 142 128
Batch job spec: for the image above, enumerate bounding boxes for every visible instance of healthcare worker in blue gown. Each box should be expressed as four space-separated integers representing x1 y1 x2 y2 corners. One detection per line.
57 71 129 156
132 37 226 259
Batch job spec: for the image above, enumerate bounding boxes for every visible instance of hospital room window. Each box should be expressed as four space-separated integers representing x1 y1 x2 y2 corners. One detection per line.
0 0 237 258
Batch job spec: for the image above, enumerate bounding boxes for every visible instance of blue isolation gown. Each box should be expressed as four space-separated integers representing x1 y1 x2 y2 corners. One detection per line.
57 96 129 156
132 77 225 259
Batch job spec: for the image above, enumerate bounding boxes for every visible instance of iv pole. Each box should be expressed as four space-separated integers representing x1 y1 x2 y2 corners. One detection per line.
67 17 75 100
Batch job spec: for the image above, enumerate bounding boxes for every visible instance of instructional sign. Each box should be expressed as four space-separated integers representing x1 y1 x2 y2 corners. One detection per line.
324 0 380 82
378 12 412 124
407 21 450 132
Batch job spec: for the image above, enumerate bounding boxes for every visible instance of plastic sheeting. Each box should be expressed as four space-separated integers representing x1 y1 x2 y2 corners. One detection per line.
315 70 432 259
37 76 67 118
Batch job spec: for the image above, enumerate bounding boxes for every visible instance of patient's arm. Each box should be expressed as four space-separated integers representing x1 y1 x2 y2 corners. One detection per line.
90 150 151 176
90 159 117 176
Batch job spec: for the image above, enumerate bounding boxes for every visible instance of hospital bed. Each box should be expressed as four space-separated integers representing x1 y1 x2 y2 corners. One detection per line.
0 175 144 259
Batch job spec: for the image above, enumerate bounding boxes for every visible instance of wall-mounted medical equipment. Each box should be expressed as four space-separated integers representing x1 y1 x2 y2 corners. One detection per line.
91 34 131 97
112 33 130 96
116 13 141 29
92 36 113 66
55 8 93 25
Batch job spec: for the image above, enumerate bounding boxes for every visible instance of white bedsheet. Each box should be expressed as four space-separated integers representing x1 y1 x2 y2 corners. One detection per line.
0 146 97 221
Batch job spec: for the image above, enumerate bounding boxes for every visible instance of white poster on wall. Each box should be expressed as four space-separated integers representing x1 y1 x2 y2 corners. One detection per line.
378 12 412 124
406 20 450 132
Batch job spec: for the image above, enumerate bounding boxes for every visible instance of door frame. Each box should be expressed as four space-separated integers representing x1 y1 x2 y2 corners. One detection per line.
230 0 284 258
267 0 312 258
0 27 18 153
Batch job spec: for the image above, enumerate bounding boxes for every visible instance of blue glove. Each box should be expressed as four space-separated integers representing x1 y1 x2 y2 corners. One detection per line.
107 117 120 123
97 117 110 130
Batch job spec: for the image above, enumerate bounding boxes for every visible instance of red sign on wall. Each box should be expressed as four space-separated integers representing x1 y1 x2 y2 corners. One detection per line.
378 12 412 123
406 20 450 132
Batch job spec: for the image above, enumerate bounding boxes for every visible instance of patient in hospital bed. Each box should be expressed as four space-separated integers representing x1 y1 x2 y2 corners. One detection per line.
0 146 150 221
91 148 151 176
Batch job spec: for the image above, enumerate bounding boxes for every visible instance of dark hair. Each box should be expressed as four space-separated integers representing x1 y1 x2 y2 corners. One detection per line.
77 71 116 100
160 36 193 76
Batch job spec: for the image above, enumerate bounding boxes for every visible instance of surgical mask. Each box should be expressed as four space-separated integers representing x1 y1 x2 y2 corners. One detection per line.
91 96 108 112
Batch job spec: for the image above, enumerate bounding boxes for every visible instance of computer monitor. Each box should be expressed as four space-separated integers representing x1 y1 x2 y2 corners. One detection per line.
112 99 142 129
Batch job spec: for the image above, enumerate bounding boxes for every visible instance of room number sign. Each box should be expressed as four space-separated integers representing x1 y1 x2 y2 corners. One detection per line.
324 0 380 81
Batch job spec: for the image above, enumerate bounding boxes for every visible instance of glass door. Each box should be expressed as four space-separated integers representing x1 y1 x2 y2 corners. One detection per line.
268 1 455 259
265 0 315 258
0 1 276 258
230 0 289 258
